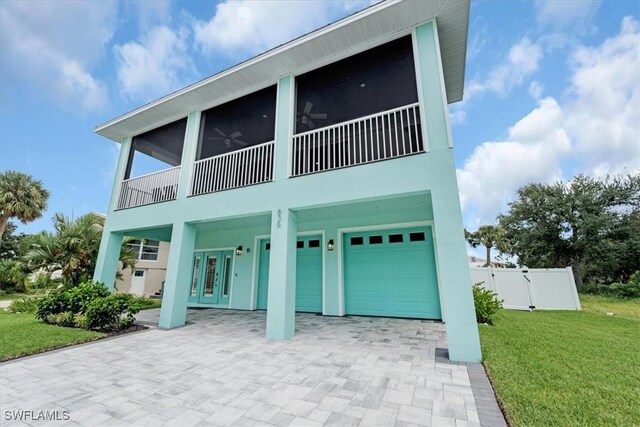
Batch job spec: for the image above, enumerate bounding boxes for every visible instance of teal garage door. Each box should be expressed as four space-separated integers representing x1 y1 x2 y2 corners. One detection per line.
256 235 323 313
344 227 441 319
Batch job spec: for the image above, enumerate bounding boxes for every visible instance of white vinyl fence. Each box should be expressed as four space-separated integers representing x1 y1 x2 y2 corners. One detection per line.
470 267 581 311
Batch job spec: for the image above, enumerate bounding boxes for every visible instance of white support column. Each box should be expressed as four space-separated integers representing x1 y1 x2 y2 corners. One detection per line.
107 137 132 213
266 208 298 340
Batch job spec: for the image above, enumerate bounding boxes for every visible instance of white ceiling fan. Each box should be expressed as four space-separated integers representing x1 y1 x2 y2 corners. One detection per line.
210 128 247 147
297 101 327 129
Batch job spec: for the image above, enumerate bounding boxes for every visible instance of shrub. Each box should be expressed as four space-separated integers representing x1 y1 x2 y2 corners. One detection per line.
28 273 61 291
85 293 142 332
0 259 27 292
580 273 640 299
473 282 503 325
7 297 40 314
34 281 142 332
35 281 110 321
45 311 75 327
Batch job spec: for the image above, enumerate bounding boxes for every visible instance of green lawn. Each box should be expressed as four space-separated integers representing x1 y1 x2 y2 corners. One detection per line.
0 312 105 362
0 292 29 301
479 297 640 426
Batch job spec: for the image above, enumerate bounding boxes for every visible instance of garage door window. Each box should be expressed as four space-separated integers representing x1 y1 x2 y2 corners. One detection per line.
369 235 383 244
389 234 403 243
350 237 364 245
410 232 426 241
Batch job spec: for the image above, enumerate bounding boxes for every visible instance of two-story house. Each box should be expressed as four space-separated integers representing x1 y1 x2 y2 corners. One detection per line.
93 0 481 362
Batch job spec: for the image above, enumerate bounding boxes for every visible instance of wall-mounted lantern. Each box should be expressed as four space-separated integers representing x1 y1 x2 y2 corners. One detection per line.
236 246 243 256
327 239 335 251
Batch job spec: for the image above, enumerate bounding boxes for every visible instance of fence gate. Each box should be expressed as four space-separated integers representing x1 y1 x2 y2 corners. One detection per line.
470 267 581 311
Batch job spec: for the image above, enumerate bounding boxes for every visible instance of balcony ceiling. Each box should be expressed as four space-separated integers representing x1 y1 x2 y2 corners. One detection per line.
96 0 470 142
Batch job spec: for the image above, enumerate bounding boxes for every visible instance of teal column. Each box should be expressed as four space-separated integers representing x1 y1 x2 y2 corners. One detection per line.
415 21 481 362
107 137 132 213
93 230 123 291
159 222 196 329
266 208 297 340
431 157 482 362
176 110 201 199
273 75 294 181
414 21 453 152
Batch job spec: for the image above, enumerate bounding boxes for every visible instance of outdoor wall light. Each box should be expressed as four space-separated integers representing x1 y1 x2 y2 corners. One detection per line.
236 246 243 256
327 239 335 251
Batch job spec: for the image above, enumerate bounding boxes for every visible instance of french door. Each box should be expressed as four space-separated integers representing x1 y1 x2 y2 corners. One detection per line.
188 250 233 305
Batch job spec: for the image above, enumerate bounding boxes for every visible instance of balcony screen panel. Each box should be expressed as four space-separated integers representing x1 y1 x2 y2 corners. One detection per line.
295 36 418 134
197 85 277 160
127 118 187 178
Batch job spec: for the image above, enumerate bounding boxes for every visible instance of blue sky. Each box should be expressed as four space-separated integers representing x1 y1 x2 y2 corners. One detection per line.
1 0 639 240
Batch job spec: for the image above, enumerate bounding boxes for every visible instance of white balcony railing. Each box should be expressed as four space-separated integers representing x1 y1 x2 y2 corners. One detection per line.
116 166 181 210
190 141 275 196
291 103 423 177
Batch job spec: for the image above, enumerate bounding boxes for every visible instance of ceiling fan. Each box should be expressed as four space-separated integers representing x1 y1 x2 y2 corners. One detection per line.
297 101 327 129
209 128 247 147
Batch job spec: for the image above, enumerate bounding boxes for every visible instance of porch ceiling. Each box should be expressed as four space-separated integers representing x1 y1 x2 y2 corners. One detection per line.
193 213 271 233
95 0 470 142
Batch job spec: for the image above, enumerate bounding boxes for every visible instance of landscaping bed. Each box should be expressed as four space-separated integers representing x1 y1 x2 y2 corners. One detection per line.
479 298 640 426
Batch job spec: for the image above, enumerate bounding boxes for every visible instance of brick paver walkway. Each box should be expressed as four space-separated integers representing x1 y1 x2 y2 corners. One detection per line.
1 309 494 426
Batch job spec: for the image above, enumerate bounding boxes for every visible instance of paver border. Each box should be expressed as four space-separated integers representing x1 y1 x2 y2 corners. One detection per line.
436 348 508 427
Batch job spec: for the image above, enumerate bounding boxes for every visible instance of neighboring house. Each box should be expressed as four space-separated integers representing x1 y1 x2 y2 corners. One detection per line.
94 0 481 362
118 239 169 297
468 255 507 268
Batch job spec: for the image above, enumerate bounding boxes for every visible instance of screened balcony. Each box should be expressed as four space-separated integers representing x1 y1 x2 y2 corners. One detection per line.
117 118 186 210
189 85 277 196
291 35 423 177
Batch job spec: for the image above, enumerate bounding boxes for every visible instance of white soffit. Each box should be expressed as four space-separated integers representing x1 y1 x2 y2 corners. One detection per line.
96 0 469 142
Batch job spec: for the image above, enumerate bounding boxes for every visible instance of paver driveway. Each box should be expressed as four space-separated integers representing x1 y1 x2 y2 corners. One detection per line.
1 309 484 426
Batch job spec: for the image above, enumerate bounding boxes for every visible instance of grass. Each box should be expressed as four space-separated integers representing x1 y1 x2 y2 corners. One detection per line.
0 311 105 362
138 298 162 310
0 292 29 301
578 294 640 320
480 297 640 426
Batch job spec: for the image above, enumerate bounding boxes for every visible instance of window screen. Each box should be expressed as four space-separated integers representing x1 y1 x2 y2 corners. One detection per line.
198 86 277 160
295 36 418 134
126 118 187 178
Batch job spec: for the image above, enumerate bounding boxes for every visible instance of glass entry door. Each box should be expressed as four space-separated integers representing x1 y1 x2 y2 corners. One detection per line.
188 250 233 305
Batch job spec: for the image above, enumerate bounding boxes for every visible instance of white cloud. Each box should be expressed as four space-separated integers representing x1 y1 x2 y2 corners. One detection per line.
565 16 640 177
0 1 116 110
528 81 544 99
535 0 600 31
458 97 571 224
458 16 640 225
467 37 543 99
114 26 194 103
194 0 373 56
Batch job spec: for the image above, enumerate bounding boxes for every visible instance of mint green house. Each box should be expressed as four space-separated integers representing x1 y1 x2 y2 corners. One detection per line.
94 0 481 362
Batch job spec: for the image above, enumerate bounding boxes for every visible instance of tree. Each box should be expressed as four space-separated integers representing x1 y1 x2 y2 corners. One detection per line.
0 171 50 249
0 221 28 260
21 213 137 286
465 225 509 267
499 174 640 288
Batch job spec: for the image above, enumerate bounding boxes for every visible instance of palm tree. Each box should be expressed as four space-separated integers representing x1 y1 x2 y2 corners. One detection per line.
0 171 50 249
465 225 509 267
22 213 137 286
